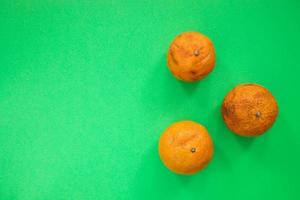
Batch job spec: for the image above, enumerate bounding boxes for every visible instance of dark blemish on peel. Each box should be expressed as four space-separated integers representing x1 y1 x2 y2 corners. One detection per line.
190 70 197 75
191 147 196 153
224 104 235 116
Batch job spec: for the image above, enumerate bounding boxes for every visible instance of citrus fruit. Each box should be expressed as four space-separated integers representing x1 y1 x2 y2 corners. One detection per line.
222 83 279 137
167 32 216 82
159 121 214 175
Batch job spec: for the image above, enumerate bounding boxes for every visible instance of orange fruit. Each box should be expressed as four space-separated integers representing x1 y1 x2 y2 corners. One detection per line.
222 83 279 137
167 32 216 82
159 121 213 175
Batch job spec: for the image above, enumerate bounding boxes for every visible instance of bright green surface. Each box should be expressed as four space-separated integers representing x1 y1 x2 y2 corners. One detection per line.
1 1 300 199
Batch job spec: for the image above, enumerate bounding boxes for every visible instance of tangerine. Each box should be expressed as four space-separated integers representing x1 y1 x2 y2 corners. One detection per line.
167 32 216 81
222 83 279 136
159 121 213 175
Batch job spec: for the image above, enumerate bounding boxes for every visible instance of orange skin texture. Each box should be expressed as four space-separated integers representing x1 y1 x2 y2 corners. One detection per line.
167 32 216 82
222 84 279 137
159 121 214 175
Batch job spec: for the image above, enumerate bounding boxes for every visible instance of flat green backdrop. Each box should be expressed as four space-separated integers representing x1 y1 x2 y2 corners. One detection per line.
1 0 300 199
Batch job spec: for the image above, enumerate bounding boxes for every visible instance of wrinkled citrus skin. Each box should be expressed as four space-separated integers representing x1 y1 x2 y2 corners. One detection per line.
159 121 214 175
167 32 216 82
222 84 279 137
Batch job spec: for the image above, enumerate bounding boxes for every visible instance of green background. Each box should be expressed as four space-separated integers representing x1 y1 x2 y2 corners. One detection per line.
1 0 300 199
